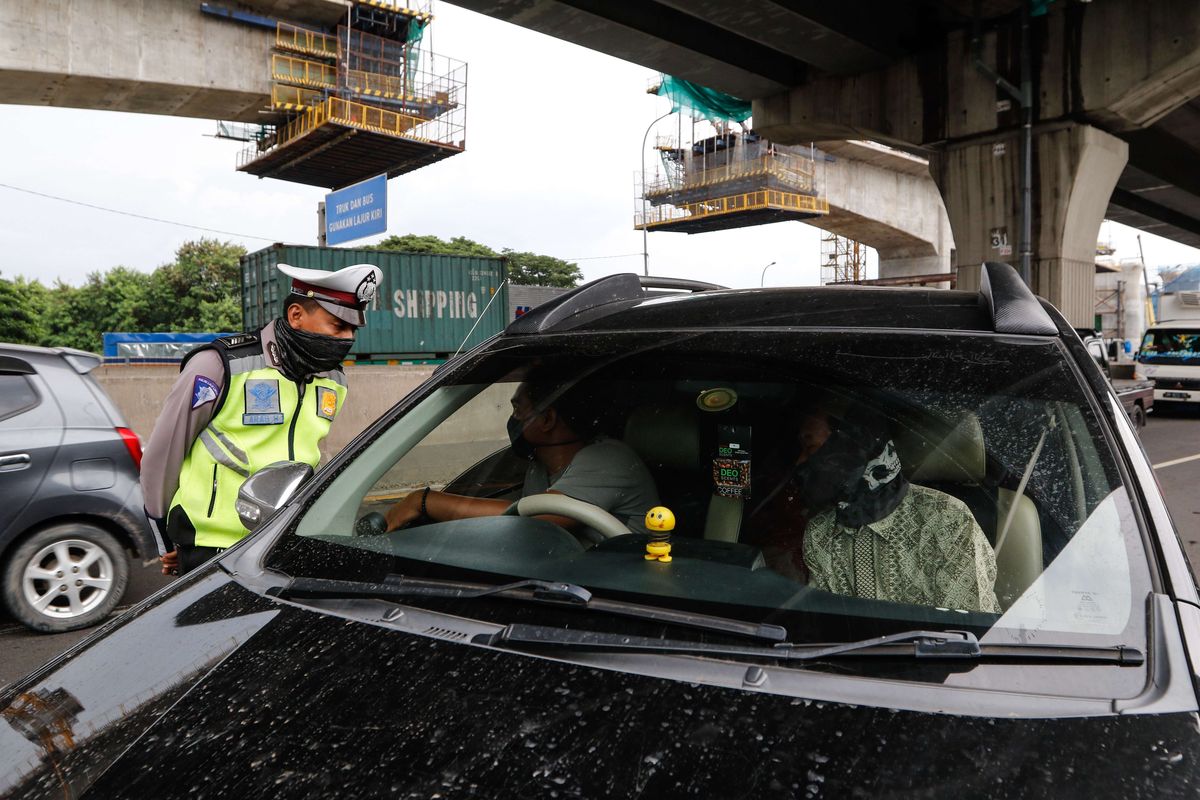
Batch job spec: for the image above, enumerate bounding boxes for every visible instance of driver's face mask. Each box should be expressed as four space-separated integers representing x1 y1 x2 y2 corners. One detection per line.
507 414 537 460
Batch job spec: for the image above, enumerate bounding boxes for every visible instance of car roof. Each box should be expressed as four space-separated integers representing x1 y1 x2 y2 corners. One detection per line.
558 286 994 334
504 265 1067 339
0 342 100 358
0 343 104 373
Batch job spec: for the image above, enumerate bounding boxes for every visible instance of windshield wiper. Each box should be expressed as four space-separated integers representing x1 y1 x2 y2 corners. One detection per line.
268 575 787 643
474 624 981 660
474 624 1145 665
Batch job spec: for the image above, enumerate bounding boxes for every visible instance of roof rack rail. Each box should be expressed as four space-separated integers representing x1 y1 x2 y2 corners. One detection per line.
640 276 726 292
506 273 643 334
505 273 728 335
979 261 1058 335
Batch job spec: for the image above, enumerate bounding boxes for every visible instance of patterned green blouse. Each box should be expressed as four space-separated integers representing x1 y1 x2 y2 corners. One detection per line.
803 484 1001 613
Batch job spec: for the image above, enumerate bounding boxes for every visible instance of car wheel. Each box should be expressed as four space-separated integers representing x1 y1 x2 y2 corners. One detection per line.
1132 404 1147 427
2 524 130 633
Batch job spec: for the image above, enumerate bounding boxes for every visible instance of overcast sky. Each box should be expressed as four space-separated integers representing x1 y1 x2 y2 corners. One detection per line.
1 1 1197 291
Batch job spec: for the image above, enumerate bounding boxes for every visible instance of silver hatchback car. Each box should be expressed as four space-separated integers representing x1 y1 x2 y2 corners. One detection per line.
0 344 155 632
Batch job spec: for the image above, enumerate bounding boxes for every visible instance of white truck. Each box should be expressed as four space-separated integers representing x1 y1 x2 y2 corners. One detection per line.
1136 323 1200 406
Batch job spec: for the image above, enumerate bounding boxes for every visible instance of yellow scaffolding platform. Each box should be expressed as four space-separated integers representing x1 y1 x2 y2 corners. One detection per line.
342 68 452 114
238 96 463 188
635 190 830 234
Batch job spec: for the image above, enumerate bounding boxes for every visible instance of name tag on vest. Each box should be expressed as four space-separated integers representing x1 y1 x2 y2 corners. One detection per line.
244 379 284 425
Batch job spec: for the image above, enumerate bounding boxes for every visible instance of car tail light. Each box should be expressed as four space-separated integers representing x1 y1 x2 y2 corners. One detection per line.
117 427 143 471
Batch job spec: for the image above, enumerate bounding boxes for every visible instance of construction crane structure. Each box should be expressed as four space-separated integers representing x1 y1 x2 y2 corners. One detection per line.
209 0 466 189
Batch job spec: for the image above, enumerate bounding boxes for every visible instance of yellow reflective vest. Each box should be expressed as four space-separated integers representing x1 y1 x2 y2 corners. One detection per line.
168 334 346 549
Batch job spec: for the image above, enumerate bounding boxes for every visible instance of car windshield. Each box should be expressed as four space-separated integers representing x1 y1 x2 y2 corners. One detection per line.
265 328 1150 652
1138 328 1200 363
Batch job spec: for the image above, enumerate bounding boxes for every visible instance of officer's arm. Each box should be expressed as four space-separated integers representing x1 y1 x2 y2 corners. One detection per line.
141 351 225 555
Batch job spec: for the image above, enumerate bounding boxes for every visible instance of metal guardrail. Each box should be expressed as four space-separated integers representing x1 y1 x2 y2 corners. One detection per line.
271 54 337 89
643 154 817 196
271 84 325 111
275 22 338 58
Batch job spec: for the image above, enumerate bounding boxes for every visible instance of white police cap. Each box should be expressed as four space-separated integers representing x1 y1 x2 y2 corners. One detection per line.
277 263 382 327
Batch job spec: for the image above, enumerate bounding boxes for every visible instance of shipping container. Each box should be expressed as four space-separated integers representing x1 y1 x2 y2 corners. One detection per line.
242 244 509 361
101 332 235 364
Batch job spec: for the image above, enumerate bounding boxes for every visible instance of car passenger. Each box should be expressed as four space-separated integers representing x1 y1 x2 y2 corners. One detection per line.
385 374 660 542
793 403 1001 613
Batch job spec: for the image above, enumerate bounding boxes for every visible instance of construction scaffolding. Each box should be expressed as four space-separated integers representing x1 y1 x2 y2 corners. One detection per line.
632 76 827 233
635 117 829 234
820 231 867 285
234 0 465 189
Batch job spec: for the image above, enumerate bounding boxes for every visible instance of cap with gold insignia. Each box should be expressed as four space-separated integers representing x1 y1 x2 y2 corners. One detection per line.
277 263 383 327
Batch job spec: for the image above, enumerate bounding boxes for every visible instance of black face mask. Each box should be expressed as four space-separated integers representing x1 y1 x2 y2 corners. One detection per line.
791 429 864 512
273 318 354 382
507 416 536 460
790 417 910 526
506 413 582 461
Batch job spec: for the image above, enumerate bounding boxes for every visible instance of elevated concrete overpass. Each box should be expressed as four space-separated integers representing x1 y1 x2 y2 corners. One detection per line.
0 0 341 122
0 0 955 272
445 0 1200 325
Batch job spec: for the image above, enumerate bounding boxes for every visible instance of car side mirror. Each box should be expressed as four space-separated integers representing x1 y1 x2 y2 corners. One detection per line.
1085 340 1110 378
236 461 313 531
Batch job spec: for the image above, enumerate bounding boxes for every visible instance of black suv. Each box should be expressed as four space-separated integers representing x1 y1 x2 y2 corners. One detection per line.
0 344 154 632
3 264 1199 797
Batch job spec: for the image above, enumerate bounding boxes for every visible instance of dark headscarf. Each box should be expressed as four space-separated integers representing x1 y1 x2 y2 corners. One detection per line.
791 410 909 528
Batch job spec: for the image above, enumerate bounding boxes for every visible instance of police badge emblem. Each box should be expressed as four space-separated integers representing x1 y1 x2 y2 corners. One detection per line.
356 271 378 305
243 379 284 425
316 386 338 420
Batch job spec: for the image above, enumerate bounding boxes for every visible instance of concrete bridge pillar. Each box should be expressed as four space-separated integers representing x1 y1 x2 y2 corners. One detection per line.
813 141 955 284
931 122 1127 327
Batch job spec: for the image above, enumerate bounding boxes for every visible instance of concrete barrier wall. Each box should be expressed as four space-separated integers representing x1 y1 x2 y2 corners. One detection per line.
95 364 439 462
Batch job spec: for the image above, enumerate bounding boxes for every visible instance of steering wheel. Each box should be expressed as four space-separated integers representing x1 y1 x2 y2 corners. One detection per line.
354 512 390 536
504 493 631 540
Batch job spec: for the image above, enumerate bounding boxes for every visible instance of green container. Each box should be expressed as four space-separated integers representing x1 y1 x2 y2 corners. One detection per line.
242 244 509 360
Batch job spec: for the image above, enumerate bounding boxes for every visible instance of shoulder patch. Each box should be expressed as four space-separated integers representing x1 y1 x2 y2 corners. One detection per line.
191 376 220 409
217 333 259 349
316 386 338 420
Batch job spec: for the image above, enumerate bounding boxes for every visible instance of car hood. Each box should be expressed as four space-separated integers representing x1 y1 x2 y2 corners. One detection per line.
3 569 1199 799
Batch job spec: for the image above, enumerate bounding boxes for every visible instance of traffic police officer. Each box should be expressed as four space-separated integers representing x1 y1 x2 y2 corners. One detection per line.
141 262 382 575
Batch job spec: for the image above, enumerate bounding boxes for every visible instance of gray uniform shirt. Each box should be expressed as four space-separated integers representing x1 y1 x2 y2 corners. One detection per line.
523 436 660 542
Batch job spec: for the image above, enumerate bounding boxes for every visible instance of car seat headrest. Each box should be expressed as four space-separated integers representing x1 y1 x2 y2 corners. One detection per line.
623 406 699 471
894 411 986 485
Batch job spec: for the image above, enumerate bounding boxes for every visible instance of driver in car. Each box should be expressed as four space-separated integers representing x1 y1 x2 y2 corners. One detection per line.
793 401 1001 613
385 374 660 543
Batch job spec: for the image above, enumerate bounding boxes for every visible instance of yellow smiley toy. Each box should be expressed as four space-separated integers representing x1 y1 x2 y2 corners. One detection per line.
644 506 675 562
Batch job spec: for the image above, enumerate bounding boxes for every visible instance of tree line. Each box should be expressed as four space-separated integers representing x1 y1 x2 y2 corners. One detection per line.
367 234 583 287
0 235 581 352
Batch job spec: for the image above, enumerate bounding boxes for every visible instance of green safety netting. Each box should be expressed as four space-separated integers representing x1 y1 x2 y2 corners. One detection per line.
404 19 426 94
655 75 752 123
1030 0 1054 17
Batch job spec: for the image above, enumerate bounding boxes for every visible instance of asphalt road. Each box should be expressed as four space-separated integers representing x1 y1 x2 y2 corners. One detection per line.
2 407 1199 689
1138 406 1200 563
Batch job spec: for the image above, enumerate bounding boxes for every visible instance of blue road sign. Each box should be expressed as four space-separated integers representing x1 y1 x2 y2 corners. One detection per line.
325 174 387 245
